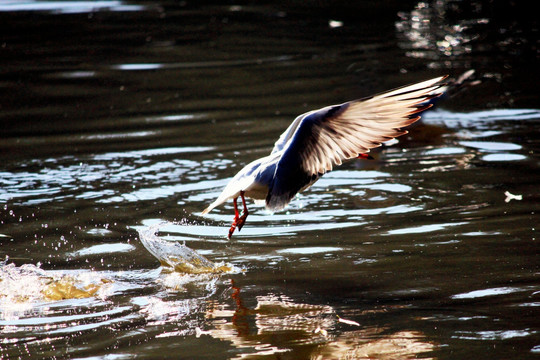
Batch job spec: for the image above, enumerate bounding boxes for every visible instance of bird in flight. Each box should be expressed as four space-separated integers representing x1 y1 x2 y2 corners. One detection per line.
202 76 448 239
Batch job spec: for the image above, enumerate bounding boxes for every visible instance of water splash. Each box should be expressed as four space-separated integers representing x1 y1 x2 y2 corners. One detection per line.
0 261 111 301
137 222 240 274
0 260 112 320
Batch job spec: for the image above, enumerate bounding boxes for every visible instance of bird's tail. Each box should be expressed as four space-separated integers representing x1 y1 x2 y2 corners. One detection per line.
201 204 214 215
201 196 227 215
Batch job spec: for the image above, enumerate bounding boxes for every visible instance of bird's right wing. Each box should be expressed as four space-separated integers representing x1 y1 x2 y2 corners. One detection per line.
265 76 447 210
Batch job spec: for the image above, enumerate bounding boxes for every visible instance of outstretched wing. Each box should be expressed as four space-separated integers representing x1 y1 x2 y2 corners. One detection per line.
266 76 447 210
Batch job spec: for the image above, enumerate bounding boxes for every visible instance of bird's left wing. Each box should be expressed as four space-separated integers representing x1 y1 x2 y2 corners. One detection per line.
271 112 310 154
282 76 446 175
266 76 447 210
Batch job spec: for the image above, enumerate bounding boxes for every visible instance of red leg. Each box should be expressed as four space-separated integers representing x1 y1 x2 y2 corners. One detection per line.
228 196 240 239
236 191 249 231
228 191 249 239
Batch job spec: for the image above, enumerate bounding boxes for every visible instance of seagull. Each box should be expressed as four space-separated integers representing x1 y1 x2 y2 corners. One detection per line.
202 76 448 238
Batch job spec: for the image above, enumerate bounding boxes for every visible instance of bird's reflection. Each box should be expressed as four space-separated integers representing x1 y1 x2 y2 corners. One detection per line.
202 280 436 359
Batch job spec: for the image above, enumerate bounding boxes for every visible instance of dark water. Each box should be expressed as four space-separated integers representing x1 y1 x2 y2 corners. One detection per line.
1 1 539 359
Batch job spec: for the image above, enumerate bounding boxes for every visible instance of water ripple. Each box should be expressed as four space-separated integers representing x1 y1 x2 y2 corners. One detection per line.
111 55 296 71
0 1 149 14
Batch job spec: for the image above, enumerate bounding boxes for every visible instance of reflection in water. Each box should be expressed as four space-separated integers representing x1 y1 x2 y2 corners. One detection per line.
312 330 435 360
202 282 436 359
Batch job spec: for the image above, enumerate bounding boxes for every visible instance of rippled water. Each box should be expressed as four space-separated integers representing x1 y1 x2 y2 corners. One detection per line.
1 1 539 359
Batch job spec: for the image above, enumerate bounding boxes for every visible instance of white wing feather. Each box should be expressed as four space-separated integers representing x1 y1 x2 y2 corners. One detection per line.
289 76 447 175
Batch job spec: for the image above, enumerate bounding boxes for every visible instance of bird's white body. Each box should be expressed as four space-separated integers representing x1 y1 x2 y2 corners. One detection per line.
201 76 448 237
202 151 281 214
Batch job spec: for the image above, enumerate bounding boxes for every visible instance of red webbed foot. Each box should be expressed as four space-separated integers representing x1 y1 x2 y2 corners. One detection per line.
227 191 249 239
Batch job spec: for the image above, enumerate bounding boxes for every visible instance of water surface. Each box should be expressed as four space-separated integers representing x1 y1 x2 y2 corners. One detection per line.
1 1 539 359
